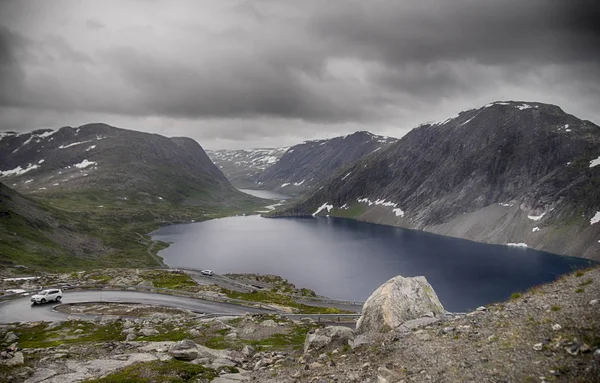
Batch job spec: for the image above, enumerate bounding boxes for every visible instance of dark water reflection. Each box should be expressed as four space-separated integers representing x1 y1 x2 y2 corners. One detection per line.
151 216 594 312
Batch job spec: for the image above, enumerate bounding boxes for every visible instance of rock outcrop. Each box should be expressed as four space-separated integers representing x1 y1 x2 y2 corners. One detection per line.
303 326 355 354
356 275 444 334
168 339 199 361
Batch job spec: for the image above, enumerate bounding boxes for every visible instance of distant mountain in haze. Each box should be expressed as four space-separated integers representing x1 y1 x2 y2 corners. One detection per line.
271 101 600 260
253 131 397 195
206 147 289 188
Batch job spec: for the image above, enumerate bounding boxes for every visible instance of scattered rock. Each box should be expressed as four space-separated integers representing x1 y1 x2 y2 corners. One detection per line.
349 334 372 349
590 299 598 306
46 321 63 330
304 326 355 354
0 351 24 366
357 275 444 334
169 339 198 361
138 328 159 337
551 324 562 331
4 331 18 344
242 345 255 358
261 320 278 327
533 343 544 351
377 366 402 383
126 333 136 341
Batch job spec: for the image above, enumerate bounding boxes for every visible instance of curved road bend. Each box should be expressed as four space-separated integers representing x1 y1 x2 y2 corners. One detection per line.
0 290 270 323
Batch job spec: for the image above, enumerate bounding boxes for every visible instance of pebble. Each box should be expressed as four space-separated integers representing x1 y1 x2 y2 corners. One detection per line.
551 324 562 331
589 299 598 306
533 343 543 351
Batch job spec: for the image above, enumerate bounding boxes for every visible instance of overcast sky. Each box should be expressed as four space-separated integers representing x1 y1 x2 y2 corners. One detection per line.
0 0 599 149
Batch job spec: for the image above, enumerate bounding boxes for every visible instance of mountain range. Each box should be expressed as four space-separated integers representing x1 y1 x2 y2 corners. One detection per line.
253 131 396 195
0 124 264 270
270 101 600 260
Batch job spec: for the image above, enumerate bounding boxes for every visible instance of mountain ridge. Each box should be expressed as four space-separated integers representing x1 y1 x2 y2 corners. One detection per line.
253 130 397 195
0 124 266 271
269 101 600 260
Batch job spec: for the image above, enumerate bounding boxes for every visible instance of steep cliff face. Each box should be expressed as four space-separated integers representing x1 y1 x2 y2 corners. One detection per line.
0 123 250 205
272 101 600 260
253 131 396 195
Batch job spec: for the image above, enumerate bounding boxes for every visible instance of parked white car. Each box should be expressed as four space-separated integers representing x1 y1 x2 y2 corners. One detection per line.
201 270 214 276
30 289 62 304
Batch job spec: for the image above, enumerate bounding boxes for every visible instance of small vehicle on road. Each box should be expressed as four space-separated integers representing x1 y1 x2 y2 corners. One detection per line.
201 270 214 276
30 289 62 304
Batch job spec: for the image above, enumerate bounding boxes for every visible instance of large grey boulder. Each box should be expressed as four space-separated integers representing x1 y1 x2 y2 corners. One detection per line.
357 275 444 334
303 326 354 354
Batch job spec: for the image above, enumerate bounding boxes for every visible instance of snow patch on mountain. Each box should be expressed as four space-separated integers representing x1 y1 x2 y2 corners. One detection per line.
74 159 97 169
312 203 333 216
527 212 546 221
507 243 528 248
59 140 92 149
0 163 40 177
590 156 600 168
591 212 600 225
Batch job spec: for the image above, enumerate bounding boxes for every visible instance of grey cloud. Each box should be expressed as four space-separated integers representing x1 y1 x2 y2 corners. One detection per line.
86 19 105 30
0 0 599 147
311 0 600 66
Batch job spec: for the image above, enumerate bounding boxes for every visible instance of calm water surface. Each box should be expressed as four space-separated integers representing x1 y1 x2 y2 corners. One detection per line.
151 215 594 312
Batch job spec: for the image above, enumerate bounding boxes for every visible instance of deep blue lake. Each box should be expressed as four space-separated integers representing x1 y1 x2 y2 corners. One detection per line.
151 215 595 312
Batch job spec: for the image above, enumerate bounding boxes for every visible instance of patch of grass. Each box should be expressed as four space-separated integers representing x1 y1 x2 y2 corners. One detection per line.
142 270 199 291
221 289 351 314
83 360 218 383
575 288 585 293
510 292 522 300
16 321 124 348
204 335 231 350
248 324 315 350
331 203 367 219
575 270 585 277
137 328 191 342
578 279 593 287
551 305 561 312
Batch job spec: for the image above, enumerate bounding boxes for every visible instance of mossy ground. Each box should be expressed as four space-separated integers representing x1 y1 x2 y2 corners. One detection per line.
12 321 125 349
1 188 266 273
83 360 219 383
221 289 351 314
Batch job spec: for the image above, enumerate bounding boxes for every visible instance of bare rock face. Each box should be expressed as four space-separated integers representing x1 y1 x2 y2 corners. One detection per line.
356 275 444 334
304 326 354 354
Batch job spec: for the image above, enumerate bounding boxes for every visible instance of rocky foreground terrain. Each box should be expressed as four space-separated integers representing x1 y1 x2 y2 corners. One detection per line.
1 266 598 382
273 101 600 260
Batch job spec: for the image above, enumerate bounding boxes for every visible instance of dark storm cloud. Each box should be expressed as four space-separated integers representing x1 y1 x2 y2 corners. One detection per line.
312 0 600 65
0 0 599 148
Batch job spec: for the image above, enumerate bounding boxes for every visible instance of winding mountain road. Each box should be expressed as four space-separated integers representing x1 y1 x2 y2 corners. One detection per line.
0 290 270 323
